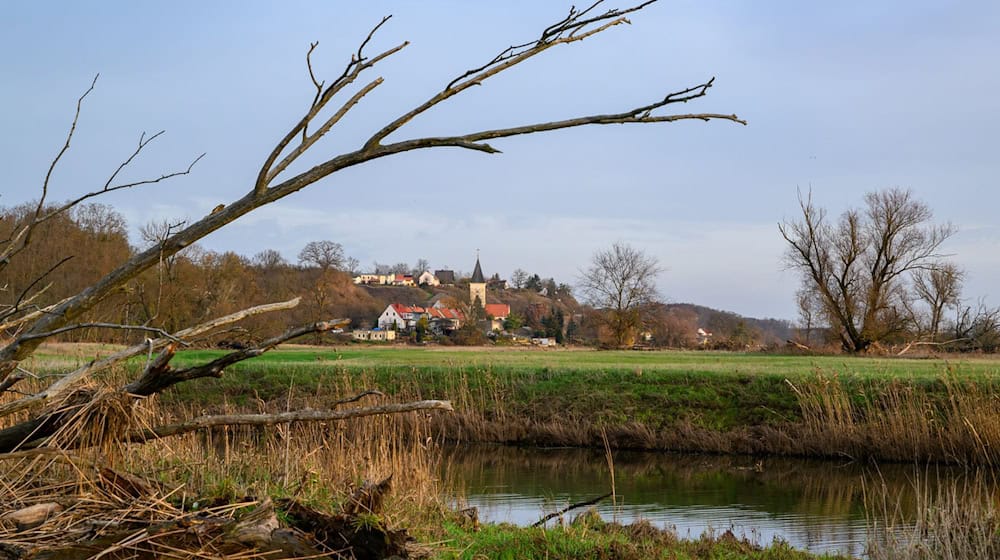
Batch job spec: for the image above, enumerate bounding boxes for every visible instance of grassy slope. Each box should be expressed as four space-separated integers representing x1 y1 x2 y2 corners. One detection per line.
48 346 994 433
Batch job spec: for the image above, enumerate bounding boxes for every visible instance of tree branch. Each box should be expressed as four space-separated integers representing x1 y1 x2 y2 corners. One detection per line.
0 298 302 419
19 322 189 344
255 16 407 193
125 316 349 396
532 492 612 527
365 1 664 150
0 296 73 334
127 400 454 443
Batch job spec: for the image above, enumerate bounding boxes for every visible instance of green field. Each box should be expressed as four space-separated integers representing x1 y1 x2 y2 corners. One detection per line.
157 346 1000 380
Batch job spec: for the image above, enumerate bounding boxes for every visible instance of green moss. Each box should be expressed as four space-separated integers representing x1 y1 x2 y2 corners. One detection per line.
430 520 851 560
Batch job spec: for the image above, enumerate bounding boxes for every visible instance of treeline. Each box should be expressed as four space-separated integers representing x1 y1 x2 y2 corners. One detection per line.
0 203 382 344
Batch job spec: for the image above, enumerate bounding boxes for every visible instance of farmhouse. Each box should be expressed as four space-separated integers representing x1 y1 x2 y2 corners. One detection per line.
434 269 456 284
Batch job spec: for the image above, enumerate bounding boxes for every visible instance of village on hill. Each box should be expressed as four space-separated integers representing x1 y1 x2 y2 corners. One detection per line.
349 256 557 345
344 254 791 349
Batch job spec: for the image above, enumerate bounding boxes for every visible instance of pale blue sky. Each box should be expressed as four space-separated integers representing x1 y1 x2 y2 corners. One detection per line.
3 2 999 319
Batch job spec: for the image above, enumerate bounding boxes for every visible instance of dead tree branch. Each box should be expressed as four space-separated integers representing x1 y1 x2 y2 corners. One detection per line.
896 338 970 356
125 316 349 396
0 302 349 452
0 298 301 419
127 400 454 443
19 322 188 344
532 492 613 527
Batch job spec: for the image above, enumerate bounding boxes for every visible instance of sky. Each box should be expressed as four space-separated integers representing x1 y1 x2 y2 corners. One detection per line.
3 1 999 320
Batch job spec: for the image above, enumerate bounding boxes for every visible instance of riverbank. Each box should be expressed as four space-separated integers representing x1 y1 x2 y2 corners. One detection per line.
434 518 853 559
129 347 1000 465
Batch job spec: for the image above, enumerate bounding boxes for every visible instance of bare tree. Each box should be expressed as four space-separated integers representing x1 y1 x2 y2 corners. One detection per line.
343 255 361 275
0 1 742 455
912 262 964 340
511 268 529 290
253 248 288 269
578 242 661 347
297 240 346 272
412 258 430 276
953 298 1000 352
780 188 955 353
795 283 825 346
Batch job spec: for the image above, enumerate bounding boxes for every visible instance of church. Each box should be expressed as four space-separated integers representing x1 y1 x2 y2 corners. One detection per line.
469 256 511 326
377 255 510 333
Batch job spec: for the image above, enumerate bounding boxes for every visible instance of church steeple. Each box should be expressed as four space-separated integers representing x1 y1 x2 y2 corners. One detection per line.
469 252 487 308
471 257 485 283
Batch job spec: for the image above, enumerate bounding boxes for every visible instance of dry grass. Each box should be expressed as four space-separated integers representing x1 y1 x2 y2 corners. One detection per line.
789 373 1000 465
866 469 1000 560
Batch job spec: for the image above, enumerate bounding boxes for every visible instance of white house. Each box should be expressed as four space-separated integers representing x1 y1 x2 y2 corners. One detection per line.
352 329 396 341
696 328 713 345
378 303 412 330
378 303 465 332
417 270 440 286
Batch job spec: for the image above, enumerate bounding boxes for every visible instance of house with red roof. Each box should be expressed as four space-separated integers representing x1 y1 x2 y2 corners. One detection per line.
378 303 465 333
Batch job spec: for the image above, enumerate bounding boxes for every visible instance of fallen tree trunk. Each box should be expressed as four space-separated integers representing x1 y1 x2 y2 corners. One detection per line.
127 400 454 443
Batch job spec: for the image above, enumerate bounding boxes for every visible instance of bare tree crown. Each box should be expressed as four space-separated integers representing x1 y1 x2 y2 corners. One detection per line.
780 187 956 352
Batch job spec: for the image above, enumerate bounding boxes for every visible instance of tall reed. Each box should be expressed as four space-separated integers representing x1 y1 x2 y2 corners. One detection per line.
789 373 1000 465
865 469 1000 560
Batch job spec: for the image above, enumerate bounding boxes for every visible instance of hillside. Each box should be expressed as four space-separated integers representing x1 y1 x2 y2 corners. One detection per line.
662 302 794 346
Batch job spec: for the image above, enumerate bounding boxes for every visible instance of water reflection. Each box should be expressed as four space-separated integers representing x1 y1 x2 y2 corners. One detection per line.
442 445 971 557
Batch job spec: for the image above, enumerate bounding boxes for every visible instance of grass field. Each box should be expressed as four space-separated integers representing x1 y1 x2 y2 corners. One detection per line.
34 343 1000 378
171 346 1000 378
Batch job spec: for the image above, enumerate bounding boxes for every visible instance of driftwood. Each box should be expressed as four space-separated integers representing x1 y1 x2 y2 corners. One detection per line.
2 503 63 531
532 492 613 527
896 338 970 356
786 339 811 352
127 400 454 443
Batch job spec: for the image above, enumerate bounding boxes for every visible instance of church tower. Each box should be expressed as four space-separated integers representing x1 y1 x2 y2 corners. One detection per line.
469 255 487 310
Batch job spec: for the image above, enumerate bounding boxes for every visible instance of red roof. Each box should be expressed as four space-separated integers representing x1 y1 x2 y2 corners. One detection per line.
389 303 464 320
428 308 464 320
390 303 421 315
485 304 510 318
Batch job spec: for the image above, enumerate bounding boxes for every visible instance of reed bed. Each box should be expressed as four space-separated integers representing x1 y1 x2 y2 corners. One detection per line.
789 373 1000 465
865 469 1000 560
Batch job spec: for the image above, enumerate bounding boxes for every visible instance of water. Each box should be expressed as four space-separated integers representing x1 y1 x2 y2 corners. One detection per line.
442 445 973 558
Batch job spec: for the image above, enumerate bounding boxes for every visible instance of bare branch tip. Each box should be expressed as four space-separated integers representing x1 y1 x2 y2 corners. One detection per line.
188 153 207 171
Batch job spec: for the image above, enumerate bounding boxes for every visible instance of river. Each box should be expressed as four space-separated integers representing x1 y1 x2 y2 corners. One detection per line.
442 444 977 558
